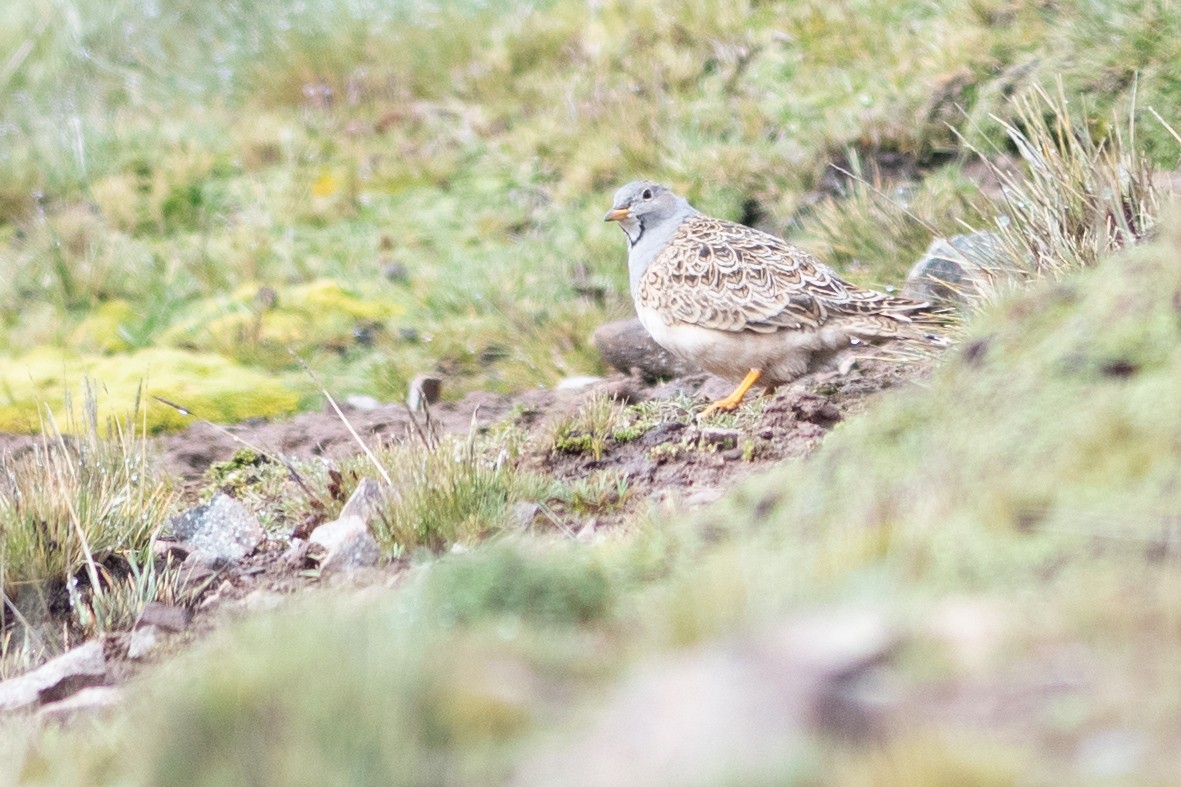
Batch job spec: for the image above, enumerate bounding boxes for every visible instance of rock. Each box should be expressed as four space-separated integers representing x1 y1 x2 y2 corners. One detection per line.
592 319 695 382
37 686 122 725
0 640 108 713
511 502 543 529
516 609 895 787
381 260 410 283
127 625 164 660
576 518 598 542
408 373 443 411
309 516 380 575
902 230 1013 304
345 394 382 410
556 376 604 391
340 477 386 523
698 427 740 450
136 602 192 633
167 493 264 563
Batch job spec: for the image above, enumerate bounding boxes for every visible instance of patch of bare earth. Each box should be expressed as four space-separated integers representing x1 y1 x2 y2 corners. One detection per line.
0 358 926 710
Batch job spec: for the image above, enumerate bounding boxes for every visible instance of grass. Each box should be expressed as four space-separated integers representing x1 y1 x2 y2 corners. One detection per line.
2 0 1181 429
2 0 1181 783
0 386 177 677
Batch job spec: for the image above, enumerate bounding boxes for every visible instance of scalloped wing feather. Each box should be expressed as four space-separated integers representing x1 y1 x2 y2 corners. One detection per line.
637 216 931 336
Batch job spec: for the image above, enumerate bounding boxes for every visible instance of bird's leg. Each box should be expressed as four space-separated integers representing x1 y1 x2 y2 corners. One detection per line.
701 368 762 417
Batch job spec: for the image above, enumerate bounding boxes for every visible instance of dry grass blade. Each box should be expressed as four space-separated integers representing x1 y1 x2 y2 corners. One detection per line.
0 382 177 666
960 80 1163 299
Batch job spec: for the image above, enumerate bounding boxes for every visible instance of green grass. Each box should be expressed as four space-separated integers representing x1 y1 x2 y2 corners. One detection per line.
0 387 177 676
3 0 1181 783
2 0 1179 429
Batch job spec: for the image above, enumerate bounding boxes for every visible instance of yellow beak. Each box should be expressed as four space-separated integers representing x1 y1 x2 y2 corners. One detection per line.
603 207 630 222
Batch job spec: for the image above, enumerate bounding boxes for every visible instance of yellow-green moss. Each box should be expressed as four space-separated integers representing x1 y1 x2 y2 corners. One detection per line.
159 278 403 365
0 347 299 433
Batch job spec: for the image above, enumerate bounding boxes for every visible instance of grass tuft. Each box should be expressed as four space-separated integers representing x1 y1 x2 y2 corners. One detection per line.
0 384 176 674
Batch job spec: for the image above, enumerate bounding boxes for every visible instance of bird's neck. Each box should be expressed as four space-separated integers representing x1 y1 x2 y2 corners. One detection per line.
628 205 697 295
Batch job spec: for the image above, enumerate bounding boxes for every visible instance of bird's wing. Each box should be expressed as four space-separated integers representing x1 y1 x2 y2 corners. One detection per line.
637 215 927 335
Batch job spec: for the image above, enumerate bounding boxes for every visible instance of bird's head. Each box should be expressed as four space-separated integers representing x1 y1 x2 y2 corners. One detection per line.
604 180 690 245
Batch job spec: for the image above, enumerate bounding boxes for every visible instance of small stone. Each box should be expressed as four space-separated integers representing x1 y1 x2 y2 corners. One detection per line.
699 427 740 451
37 686 122 725
0 640 108 712
511 502 543 529
556 376 604 391
592 319 696 381
576 518 598 542
340 477 386 523
382 260 410 283
309 515 380 575
167 493 264 563
408 374 443 411
345 394 383 410
136 602 192 633
127 625 163 660
903 231 1015 304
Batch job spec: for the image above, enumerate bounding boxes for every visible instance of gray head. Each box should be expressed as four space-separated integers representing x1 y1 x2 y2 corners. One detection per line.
603 180 695 246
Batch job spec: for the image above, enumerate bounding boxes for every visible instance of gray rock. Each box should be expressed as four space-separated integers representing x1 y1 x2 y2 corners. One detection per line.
556 375 604 391
511 502 543 529
408 373 443 411
0 640 108 713
136 602 192 633
903 230 1014 304
167 493 264 562
345 394 383 410
592 318 696 382
310 515 380 575
381 260 410 283
37 686 122 725
340 477 386 523
698 427 740 451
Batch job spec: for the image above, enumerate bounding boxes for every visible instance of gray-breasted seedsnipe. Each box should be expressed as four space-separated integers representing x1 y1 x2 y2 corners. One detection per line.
605 180 944 414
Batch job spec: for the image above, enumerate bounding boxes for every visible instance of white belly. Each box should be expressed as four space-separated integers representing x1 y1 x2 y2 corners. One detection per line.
634 302 857 385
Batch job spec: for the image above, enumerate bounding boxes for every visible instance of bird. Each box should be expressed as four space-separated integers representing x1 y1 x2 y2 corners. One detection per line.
604 180 944 416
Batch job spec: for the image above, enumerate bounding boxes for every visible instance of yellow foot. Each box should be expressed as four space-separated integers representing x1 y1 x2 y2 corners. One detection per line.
699 368 762 418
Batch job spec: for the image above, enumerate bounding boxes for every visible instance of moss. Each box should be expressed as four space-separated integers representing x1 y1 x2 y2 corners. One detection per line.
0 347 299 433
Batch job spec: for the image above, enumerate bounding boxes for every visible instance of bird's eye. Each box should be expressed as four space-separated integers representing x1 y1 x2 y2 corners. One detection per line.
641 188 653 200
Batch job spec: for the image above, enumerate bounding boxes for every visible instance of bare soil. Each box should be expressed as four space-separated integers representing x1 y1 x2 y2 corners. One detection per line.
1 358 927 689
